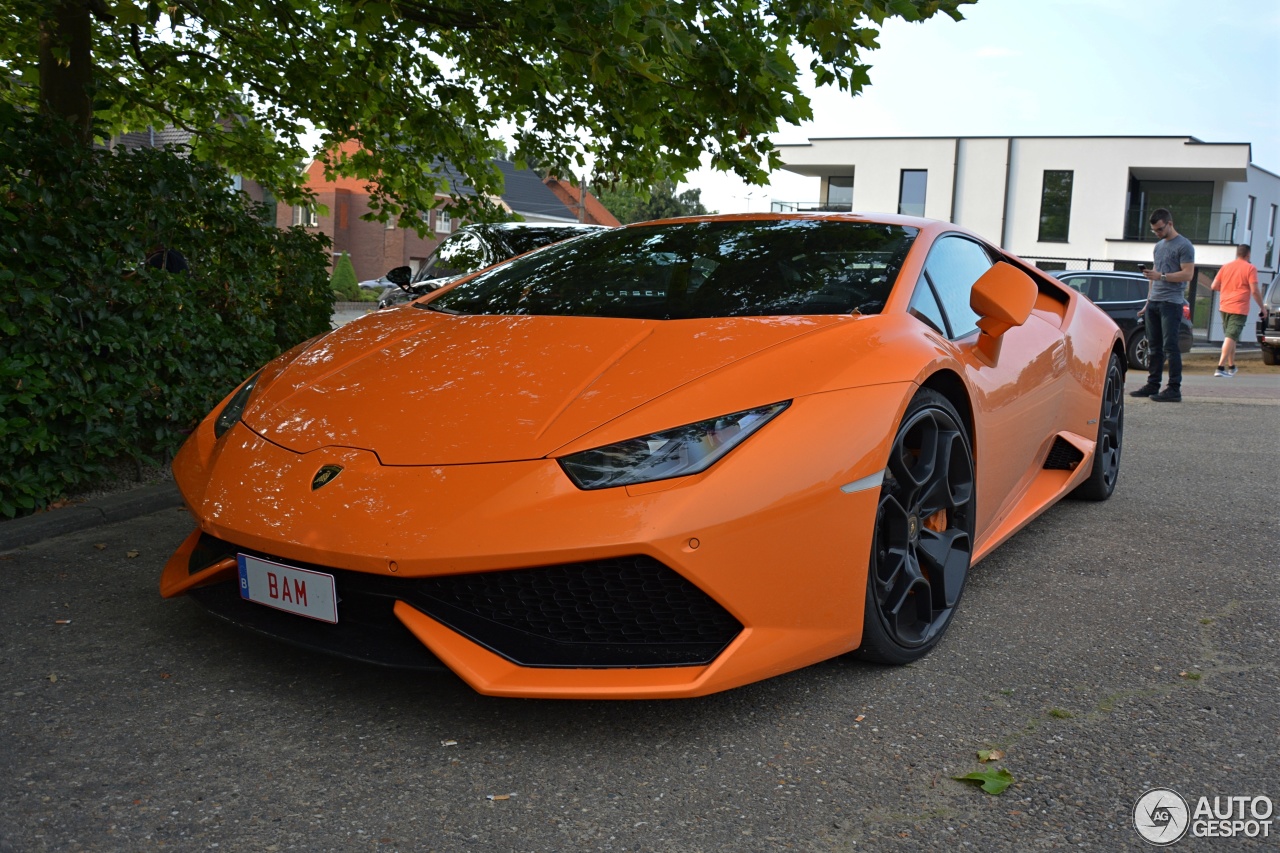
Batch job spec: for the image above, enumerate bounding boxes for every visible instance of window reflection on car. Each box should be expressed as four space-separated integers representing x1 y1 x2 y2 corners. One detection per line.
377 223 606 310
423 220 916 320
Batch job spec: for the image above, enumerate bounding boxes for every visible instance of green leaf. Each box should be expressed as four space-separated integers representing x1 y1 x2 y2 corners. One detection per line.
953 768 1015 795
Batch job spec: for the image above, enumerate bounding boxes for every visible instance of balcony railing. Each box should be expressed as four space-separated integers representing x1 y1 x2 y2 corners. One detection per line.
1123 208 1238 245
771 201 853 213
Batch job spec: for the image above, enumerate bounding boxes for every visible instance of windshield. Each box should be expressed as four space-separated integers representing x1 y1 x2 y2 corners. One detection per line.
410 226 600 285
423 219 917 319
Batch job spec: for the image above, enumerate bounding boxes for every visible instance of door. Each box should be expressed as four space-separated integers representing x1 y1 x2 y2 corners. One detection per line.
910 235 1068 538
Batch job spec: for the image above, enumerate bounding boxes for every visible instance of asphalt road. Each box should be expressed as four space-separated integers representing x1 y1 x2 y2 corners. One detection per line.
2 383 1277 852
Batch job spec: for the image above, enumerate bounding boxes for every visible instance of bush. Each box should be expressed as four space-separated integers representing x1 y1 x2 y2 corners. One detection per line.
0 106 335 517
330 252 360 301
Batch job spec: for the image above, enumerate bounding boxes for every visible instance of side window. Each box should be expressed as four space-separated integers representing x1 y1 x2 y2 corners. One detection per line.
413 231 487 282
908 280 948 335
1059 275 1088 296
1095 277 1142 303
922 236 992 339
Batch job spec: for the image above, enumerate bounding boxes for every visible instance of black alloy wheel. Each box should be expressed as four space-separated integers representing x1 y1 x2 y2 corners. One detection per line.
858 389 974 664
1072 352 1124 501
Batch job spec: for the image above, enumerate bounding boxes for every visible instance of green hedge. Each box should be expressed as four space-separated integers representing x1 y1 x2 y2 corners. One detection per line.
0 107 335 517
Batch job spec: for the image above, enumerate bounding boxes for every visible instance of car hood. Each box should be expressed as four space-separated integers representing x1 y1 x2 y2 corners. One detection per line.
243 307 846 465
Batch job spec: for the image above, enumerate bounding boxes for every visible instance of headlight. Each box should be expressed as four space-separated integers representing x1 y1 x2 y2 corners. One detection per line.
213 372 262 439
559 402 790 490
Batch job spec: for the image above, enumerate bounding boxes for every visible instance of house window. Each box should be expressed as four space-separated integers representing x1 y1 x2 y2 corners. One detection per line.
292 205 317 227
1038 170 1074 243
1128 179 1213 242
898 170 927 217
1266 204 1277 268
826 175 853 210
436 210 452 234
385 215 396 230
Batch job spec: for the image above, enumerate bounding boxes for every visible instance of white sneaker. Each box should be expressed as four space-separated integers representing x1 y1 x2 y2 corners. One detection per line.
1226 365 1239 377
1214 367 1228 377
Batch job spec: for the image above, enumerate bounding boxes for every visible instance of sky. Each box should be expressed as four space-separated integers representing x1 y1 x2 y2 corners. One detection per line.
682 0 1280 214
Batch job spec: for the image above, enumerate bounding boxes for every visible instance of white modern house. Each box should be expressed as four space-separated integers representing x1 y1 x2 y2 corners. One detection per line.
775 135 1280 340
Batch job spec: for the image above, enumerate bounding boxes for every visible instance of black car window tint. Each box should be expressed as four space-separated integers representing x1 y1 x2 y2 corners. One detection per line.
1093 277 1139 303
424 220 918 319
908 279 949 336
921 235 991 339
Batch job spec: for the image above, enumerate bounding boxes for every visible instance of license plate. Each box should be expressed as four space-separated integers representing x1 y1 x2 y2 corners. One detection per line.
237 554 338 624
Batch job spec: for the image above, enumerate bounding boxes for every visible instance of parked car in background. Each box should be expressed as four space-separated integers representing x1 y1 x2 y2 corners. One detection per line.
358 276 393 291
1258 275 1280 366
1053 270 1193 370
378 223 607 309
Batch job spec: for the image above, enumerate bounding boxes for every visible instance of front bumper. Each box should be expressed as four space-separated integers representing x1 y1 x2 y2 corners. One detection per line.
161 383 911 698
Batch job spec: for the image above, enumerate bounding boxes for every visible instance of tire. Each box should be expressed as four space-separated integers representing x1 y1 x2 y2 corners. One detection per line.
1071 352 1124 501
1263 346 1278 366
858 389 975 665
1127 329 1149 371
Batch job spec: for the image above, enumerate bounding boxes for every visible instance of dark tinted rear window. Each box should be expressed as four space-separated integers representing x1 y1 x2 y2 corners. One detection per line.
1095 276 1146 302
424 219 917 319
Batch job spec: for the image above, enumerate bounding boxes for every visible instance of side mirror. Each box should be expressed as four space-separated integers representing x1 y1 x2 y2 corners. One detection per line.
970 262 1037 339
386 266 412 286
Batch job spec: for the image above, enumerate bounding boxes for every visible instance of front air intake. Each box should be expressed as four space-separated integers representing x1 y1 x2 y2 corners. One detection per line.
1043 437 1085 470
413 556 743 668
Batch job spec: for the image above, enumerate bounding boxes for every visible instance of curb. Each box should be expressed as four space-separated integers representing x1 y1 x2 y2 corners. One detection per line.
0 482 184 552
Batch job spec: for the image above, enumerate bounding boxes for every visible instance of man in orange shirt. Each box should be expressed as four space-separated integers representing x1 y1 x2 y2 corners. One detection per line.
1210 244 1268 377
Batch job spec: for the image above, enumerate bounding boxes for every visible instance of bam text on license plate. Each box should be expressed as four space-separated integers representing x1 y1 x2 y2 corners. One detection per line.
238 554 338 623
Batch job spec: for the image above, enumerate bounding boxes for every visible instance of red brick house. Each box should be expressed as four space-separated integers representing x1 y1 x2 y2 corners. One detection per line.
107 130 618 282
544 176 622 228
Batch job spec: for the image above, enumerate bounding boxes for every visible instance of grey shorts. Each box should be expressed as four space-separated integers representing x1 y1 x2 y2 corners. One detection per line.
1221 312 1247 341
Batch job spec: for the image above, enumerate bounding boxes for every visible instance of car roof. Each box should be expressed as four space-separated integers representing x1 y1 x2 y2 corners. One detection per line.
1053 269 1145 280
466 222 607 233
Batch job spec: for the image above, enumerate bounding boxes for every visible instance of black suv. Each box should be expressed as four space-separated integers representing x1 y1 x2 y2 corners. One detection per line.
1053 270 1193 370
378 223 606 310
1257 275 1280 366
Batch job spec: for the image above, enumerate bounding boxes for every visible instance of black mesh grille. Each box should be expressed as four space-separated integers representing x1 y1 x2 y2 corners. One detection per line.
181 535 739 669
413 556 743 666
1043 437 1084 470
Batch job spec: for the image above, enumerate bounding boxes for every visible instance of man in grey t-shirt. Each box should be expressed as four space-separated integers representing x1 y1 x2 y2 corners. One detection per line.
1130 208 1195 402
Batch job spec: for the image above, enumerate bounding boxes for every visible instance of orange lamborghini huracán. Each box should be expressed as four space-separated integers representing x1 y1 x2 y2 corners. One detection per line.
161 214 1124 698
